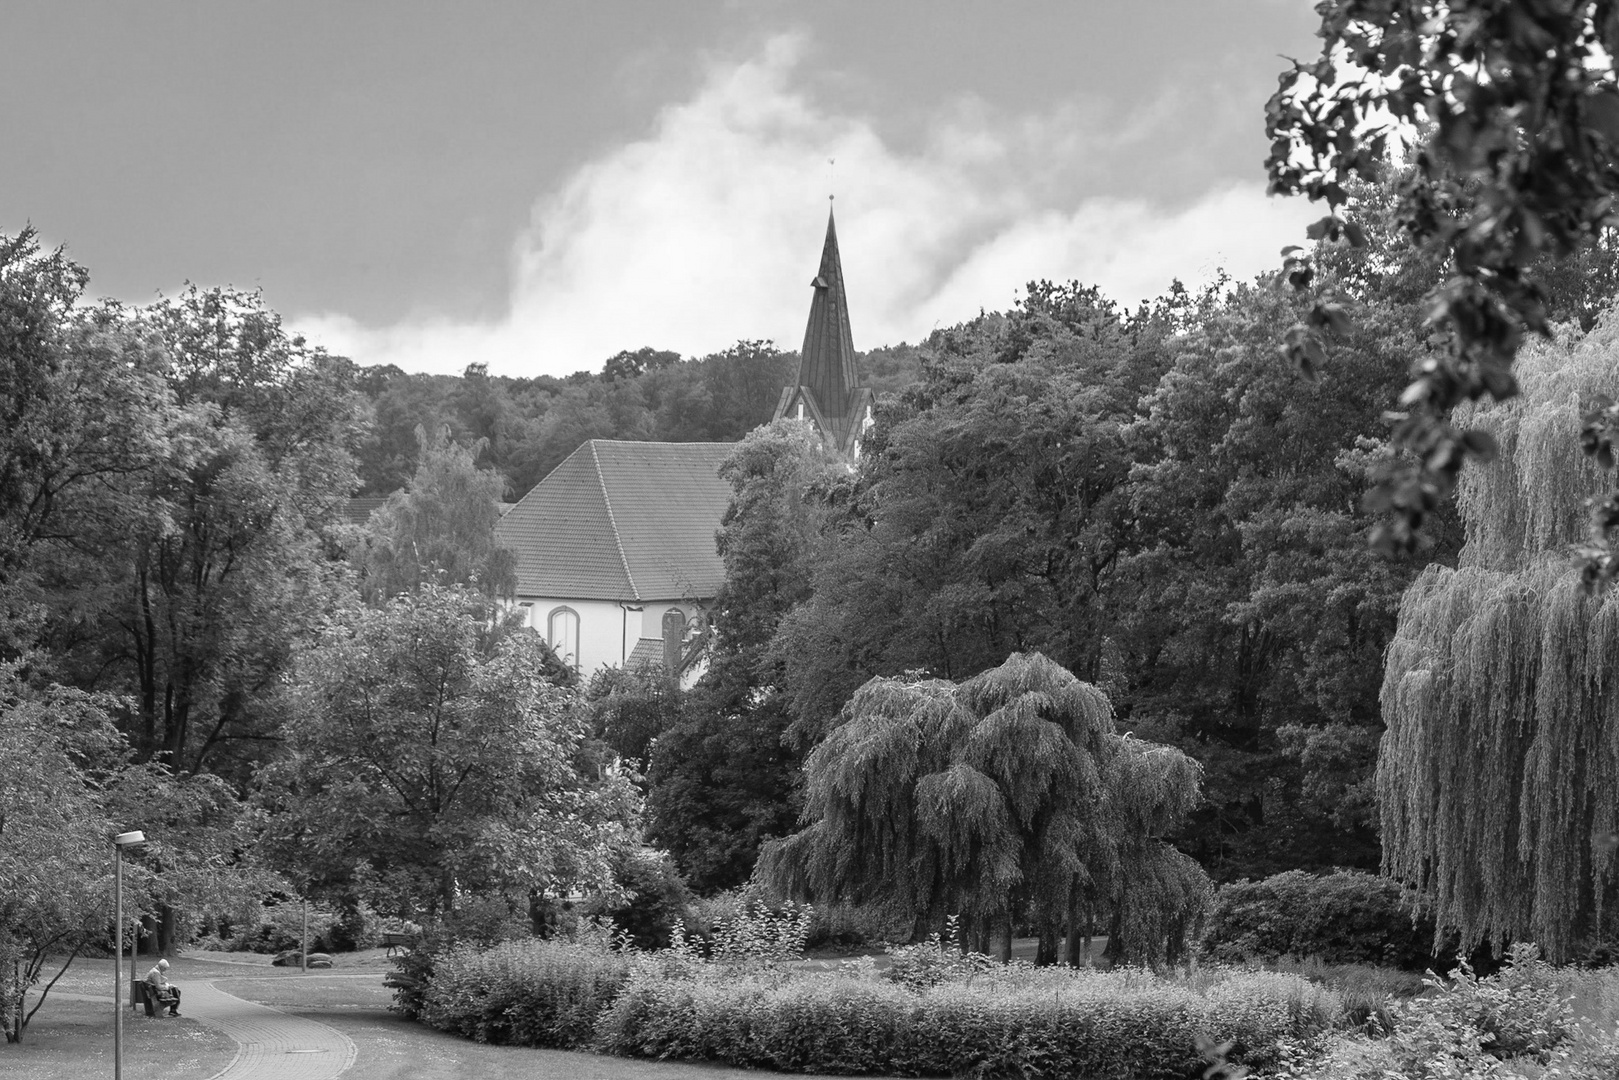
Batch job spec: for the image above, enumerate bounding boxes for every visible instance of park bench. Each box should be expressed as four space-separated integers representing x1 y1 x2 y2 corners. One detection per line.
136 980 178 1017
381 931 415 956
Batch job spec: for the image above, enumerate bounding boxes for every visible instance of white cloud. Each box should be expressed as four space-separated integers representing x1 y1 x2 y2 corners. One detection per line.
293 34 1314 377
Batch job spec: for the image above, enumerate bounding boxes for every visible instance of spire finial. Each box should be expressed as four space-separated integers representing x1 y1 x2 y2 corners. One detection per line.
828 157 835 204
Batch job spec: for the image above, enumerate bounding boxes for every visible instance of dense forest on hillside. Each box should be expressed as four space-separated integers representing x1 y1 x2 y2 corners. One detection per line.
350 341 925 498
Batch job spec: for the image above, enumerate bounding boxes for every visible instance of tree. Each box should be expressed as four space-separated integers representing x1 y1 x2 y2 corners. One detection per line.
0 230 171 657
762 652 1210 967
260 585 637 919
646 420 840 891
0 672 123 1042
583 664 683 765
772 284 1163 745
1117 270 1446 878
0 665 262 1039
357 425 516 603
1378 316 1619 961
34 286 365 779
1266 1 1619 573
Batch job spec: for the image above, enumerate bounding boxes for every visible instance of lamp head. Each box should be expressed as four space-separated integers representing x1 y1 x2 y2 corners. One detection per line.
114 830 146 847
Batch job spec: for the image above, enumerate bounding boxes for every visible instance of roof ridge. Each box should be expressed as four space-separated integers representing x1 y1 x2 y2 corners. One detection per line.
591 439 737 449
591 441 640 600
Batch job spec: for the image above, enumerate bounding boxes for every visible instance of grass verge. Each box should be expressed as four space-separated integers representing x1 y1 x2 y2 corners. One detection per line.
0 995 236 1080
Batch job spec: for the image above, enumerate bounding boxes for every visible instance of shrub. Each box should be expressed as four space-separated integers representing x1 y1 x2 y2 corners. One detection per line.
418 939 632 1047
1201 870 1439 970
580 848 694 950
805 898 915 950
593 963 1340 1079
204 902 340 954
1265 956 1428 1032
883 917 997 989
1395 944 1572 1064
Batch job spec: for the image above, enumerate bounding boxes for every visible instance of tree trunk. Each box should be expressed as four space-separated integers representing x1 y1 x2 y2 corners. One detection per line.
5 959 19 1043
1036 925 1060 965
158 904 178 956
997 911 1013 963
1063 895 1083 966
1102 908 1124 966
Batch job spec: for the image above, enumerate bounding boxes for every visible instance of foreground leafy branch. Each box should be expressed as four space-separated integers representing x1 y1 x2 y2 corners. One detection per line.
1268 1 1619 578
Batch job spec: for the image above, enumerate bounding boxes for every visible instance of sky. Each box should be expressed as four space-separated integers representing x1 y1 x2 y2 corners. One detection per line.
2 1 1325 377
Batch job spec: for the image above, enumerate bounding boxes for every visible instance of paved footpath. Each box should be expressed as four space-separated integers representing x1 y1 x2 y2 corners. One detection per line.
184 980 356 1080
45 982 359 1080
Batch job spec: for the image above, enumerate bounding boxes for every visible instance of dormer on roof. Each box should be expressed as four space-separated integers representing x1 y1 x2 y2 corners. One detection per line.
772 206 874 456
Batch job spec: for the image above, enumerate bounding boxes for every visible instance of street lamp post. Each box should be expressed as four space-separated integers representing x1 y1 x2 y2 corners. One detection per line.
113 830 146 1080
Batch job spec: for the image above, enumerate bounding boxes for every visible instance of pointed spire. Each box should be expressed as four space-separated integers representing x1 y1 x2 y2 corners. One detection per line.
795 207 860 447
773 205 872 455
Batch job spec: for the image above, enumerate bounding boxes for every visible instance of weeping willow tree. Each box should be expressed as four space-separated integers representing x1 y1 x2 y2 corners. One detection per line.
1380 317 1619 962
760 651 1210 966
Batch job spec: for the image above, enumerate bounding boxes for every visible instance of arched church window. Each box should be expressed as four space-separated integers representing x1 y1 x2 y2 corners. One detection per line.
662 607 687 671
548 606 580 670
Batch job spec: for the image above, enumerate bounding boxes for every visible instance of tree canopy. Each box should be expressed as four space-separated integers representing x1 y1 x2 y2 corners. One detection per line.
260 585 637 918
762 652 1209 967
1268 1 1619 574
1379 315 1619 961
356 424 516 604
646 420 842 891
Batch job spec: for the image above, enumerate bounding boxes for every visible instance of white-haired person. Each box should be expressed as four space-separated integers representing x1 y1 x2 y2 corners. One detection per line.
144 958 181 1016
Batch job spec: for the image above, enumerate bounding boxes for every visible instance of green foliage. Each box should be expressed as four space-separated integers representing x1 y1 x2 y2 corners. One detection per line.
580 848 695 951
195 902 340 954
882 917 996 989
699 895 814 965
1266 0 1619 567
419 939 632 1048
409 935 1338 1078
646 420 838 891
259 584 638 918
594 963 1339 1080
0 663 268 1041
1409 945 1573 1064
763 652 1210 966
582 664 681 764
353 339 811 498
356 423 516 603
1201 870 1439 971
1120 272 1433 880
774 286 1165 741
1379 321 1619 960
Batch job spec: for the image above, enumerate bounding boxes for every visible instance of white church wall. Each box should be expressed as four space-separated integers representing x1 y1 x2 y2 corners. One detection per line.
514 596 636 675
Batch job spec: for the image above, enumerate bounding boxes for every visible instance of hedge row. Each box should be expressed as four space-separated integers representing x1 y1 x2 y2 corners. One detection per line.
415 940 1341 1079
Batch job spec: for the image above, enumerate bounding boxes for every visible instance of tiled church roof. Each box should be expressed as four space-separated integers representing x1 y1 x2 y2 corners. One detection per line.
495 440 734 601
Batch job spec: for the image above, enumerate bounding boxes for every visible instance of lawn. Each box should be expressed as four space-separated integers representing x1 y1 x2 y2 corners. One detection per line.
0 994 236 1080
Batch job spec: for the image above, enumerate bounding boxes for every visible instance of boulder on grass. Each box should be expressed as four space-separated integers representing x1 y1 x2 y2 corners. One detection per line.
272 950 334 968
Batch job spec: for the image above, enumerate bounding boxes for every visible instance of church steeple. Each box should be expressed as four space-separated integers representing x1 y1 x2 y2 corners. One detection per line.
773 206 873 455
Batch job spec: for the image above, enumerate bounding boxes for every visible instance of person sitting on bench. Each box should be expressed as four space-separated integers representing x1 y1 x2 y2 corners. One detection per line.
145 958 181 1016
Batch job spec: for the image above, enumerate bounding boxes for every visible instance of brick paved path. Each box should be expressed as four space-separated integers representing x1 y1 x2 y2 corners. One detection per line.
182 980 355 1080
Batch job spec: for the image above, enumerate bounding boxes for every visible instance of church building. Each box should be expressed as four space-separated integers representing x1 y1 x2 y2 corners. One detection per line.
495 206 870 683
